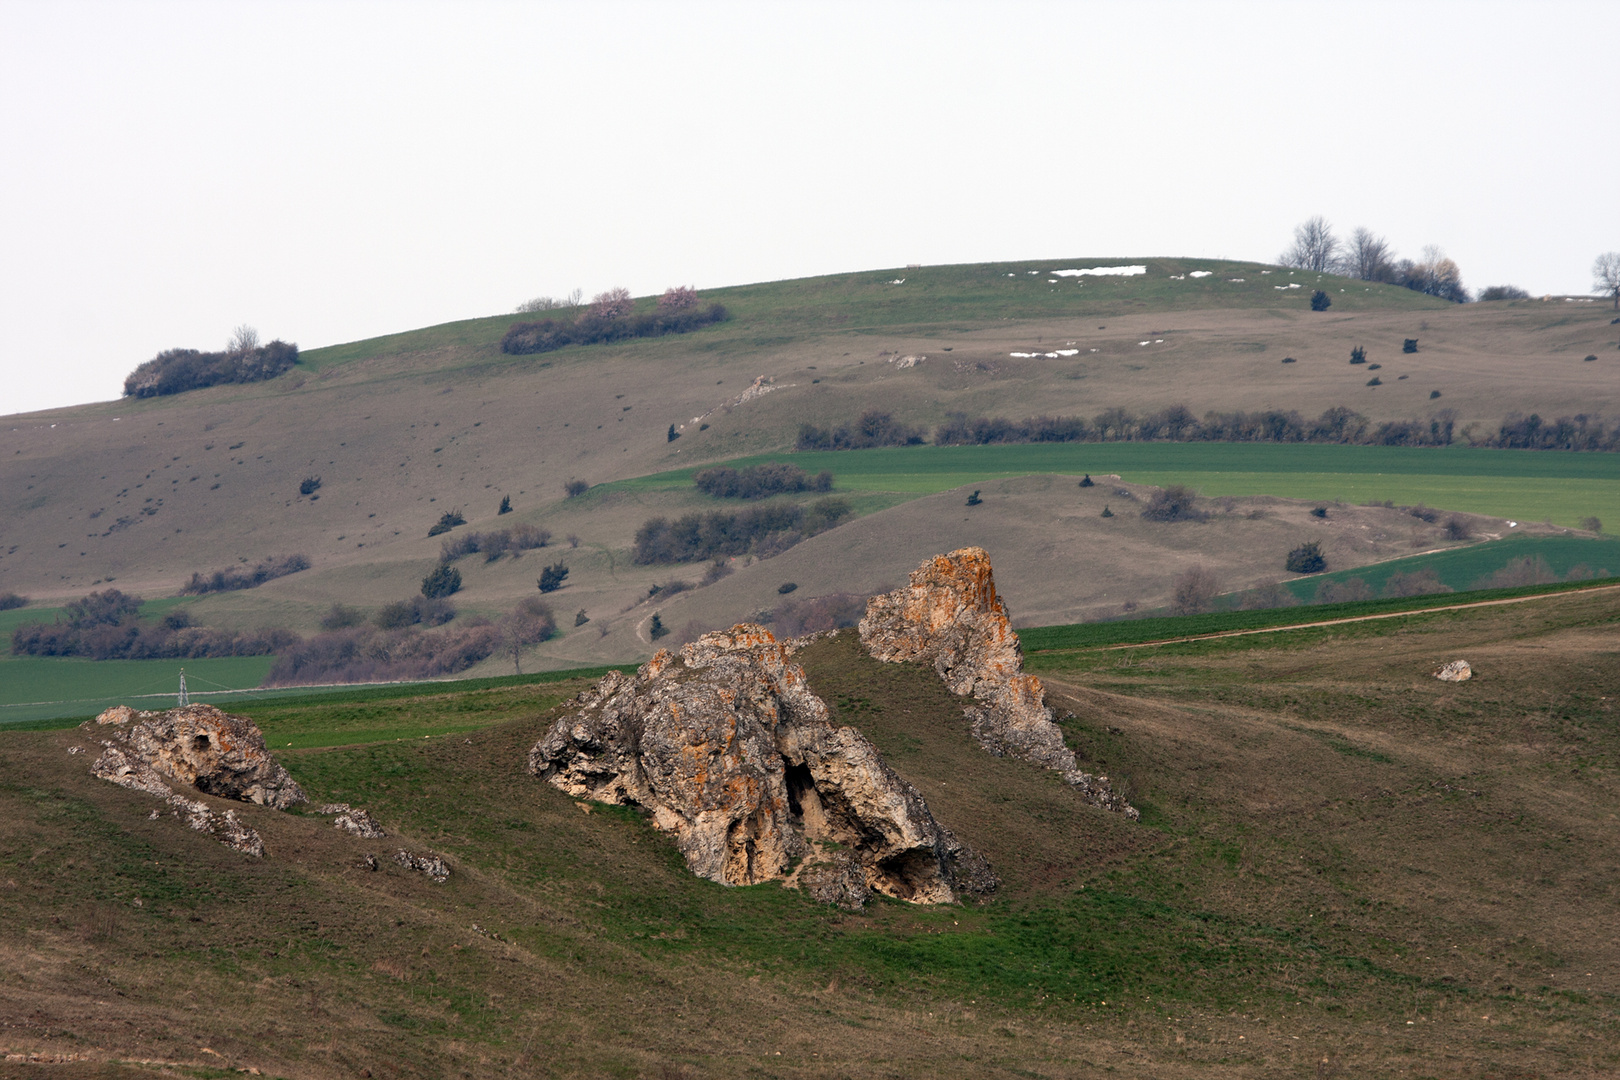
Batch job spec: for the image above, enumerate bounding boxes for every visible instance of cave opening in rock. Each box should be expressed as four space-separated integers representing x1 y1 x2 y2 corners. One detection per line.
874 848 945 901
783 762 831 840
192 734 210 751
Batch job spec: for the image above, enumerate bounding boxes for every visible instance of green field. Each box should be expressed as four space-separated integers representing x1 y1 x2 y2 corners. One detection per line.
1277 533 1619 601
603 442 1620 530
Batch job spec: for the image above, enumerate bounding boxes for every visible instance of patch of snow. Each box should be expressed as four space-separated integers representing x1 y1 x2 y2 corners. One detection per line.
1154 339 1164 344
1047 279 1058 283
1228 278 1245 283
1189 270 1213 278
1508 521 1518 528
1138 341 1151 346
1089 348 1099 352
1028 270 1039 275
1169 274 1186 280
1054 348 1079 356
1260 270 1272 275
888 278 906 285
1050 265 1147 277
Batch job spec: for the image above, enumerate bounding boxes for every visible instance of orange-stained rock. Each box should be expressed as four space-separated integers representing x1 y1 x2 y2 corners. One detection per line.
861 547 1137 819
529 624 995 907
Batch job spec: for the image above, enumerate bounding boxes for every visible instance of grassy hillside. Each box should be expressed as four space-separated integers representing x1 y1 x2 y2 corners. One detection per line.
2 585 1617 1076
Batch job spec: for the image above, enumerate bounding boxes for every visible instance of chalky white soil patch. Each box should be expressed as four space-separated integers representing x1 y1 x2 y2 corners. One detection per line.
1050 265 1147 277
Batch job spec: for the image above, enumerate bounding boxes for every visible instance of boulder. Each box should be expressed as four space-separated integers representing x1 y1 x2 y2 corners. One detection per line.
1434 659 1472 682
90 703 306 809
860 547 1137 819
529 624 995 905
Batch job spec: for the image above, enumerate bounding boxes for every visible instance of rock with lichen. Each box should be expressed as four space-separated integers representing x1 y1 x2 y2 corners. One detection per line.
529 624 995 906
860 547 1137 819
90 703 306 809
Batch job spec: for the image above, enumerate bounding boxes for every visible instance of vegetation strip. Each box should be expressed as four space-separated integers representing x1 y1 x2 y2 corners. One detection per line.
1032 580 1620 652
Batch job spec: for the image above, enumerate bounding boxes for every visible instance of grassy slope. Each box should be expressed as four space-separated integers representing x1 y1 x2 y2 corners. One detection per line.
2 588 1617 1076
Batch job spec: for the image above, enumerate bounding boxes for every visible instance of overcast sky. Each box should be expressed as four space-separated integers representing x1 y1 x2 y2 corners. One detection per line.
3 0 1616 416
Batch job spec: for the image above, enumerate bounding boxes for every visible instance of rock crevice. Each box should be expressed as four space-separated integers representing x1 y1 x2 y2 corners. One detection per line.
860 547 1137 819
529 624 995 906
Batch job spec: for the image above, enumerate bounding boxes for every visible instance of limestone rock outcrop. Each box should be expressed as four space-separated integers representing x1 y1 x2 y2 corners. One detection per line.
529 624 995 906
860 547 1138 819
1434 659 1472 682
91 703 306 809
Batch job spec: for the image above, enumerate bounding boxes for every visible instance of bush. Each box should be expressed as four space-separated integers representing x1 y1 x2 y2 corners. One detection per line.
796 410 925 450
1286 541 1326 574
375 596 456 629
1171 565 1221 615
1366 377 1382 386
1310 290 1331 311
1580 516 1603 533
1240 581 1299 611
299 476 321 496
123 339 299 398
1430 390 1442 399
659 286 698 312
648 614 668 640
1382 567 1452 598
421 564 462 599
1587 355 1599 363
265 619 500 685
1350 346 1367 365
1101 506 1113 517
565 479 589 498
965 490 982 506
181 554 311 595
777 582 798 595
1443 516 1471 541
632 498 851 565
701 560 733 585
575 609 590 627
320 604 366 631
440 523 551 563
1079 474 1094 487
769 592 869 638
11 587 294 660
0 592 28 611
427 510 466 537
538 563 569 593
1281 356 1296 363
1310 506 1328 519
1141 484 1207 522
500 298 728 356
668 424 680 443
1403 338 1419 354
1475 555 1558 589
694 463 833 499
498 495 512 515
1314 578 1372 604
1478 285 1530 301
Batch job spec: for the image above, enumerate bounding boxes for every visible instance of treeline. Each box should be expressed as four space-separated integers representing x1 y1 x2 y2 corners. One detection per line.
10 589 294 660
501 286 728 356
123 340 299 398
633 498 850 564
800 406 1620 452
181 554 311 595
795 411 926 451
693 463 833 499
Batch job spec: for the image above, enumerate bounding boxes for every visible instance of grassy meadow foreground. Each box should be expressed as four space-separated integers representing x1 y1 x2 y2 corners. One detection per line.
3 585 1618 1078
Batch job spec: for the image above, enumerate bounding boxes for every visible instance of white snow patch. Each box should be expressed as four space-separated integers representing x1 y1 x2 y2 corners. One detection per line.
1508 521 1518 528
1169 274 1186 280
1138 341 1151 346
1188 270 1213 278
1154 339 1164 344
888 278 905 285
890 354 924 368
1011 348 1082 359
1260 270 1272 275
1050 265 1148 278
1228 278 1245 283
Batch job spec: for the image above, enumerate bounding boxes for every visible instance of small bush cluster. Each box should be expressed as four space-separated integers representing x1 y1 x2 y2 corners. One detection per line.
565 480 589 498
439 523 551 563
1141 485 1207 523
538 563 569 593
265 619 502 685
693 463 833 499
10 588 293 660
123 340 299 398
421 565 462 599
375 595 456 630
1171 566 1221 615
181 554 311 595
1478 285 1530 301
320 604 366 630
795 411 925 451
0 592 28 611
1489 413 1620 451
1309 290 1331 311
299 476 322 496
931 405 1459 448
1382 567 1452 597
632 498 851 564
766 592 869 638
427 510 467 537
1315 578 1373 604
1286 541 1327 574
500 290 728 356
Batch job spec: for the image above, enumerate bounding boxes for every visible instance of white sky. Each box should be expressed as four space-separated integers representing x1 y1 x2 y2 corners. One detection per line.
3 0 1617 416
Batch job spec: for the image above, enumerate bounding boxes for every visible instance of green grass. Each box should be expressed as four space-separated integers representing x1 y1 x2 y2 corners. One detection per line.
1018 575 1619 652
0 655 277 720
1277 533 1619 601
600 442 1620 530
297 257 1453 372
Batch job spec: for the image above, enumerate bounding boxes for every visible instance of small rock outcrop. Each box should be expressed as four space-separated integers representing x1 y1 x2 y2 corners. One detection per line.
1434 659 1472 682
317 803 388 838
529 624 995 906
860 547 1137 819
91 703 306 808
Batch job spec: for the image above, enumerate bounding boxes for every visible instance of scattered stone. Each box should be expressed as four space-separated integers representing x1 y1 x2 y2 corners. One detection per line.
860 547 1138 819
363 853 378 871
317 802 352 814
530 624 996 906
394 849 450 882
166 795 264 857
795 848 873 911
90 703 306 808
1434 660 1472 682
332 808 386 839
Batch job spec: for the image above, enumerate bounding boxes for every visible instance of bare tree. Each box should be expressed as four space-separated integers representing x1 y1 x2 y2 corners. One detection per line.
227 324 260 353
1279 216 1341 273
1346 227 1395 281
1594 252 1620 310
516 296 561 313
1171 565 1221 615
564 287 584 308
498 596 556 674
1399 245 1469 303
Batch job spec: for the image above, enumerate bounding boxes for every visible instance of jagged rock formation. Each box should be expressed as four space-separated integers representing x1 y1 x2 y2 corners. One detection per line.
860 547 1138 820
317 803 387 838
1434 659 1472 682
89 703 305 854
394 849 451 882
530 624 996 907
91 703 306 808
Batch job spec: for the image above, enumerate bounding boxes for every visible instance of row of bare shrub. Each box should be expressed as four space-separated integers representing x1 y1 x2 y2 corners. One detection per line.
500 299 728 356
693 463 833 499
9 590 295 660
122 340 298 398
439 523 551 563
795 411 925 451
632 498 850 565
180 554 311 595
934 406 1459 447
